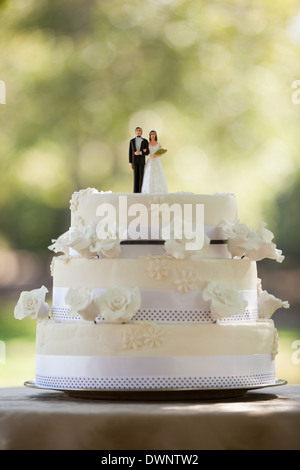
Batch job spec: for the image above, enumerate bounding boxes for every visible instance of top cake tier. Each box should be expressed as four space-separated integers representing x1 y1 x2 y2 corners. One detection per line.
70 188 237 229
47 187 284 263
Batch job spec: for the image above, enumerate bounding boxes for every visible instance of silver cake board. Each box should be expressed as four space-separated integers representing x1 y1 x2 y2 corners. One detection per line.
24 378 287 401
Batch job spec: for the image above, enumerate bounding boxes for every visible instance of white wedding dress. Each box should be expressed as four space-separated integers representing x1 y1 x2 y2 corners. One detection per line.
141 142 168 194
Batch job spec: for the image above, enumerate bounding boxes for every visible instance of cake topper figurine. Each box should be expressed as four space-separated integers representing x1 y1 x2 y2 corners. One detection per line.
129 127 149 193
141 130 168 194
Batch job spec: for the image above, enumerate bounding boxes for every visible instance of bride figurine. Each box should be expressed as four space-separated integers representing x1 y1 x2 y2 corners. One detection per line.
141 130 168 194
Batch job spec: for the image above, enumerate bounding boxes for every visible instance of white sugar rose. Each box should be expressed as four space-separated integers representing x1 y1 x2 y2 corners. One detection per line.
48 230 70 256
220 220 255 258
202 281 248 320
49 223 124 259
14 286 50 320
96 286 141 323
164 237 191 259
90 238 121 258
68 223 97 258
49 223 98 258
65 287 98 322
220 220 284 262
257 279 289 319
244 222 284 263
163 219 209 259
91 225 122 258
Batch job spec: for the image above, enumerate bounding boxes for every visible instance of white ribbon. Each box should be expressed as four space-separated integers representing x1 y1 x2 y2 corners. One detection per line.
52 287 258 323
35 354 275 389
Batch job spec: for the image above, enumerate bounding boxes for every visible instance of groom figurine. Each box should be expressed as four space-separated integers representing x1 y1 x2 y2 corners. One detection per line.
129 126 149 193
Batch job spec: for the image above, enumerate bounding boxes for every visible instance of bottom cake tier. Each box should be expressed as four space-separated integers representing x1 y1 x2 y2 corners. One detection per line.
35 320 277 390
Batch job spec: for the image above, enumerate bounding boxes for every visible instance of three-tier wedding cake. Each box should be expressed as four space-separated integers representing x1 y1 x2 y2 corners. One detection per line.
14 188 289 391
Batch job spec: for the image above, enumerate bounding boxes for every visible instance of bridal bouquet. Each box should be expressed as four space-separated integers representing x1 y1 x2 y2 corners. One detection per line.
153 148 167 156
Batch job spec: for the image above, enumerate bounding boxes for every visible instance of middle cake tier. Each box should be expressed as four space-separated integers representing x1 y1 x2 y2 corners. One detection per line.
51 257 259 324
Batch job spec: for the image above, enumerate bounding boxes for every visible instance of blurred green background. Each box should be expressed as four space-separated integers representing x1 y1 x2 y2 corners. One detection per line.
0 0 299 387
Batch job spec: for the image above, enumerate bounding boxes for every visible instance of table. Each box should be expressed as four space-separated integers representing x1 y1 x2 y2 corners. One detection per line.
0 385 299 450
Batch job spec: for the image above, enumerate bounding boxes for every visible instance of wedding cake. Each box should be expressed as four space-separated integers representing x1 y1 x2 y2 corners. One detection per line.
14 188 289 391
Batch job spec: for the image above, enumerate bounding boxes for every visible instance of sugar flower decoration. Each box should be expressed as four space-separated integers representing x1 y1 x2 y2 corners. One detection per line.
69 187 108 212
65 287 98 322
147 257 169 280
163 218 210 259
14 286 50 320
68 224 98 257
90 237 121 258
219 220 284 262
174 270 198 293
122 324 165 350
257 279 289 319
164 237 189 259
122 327 145 350
91 225 122 258
49 222 122 258
95 286 141 323
48 223 97 258
202 281 248 320
143 325 165 348
48 230 71 256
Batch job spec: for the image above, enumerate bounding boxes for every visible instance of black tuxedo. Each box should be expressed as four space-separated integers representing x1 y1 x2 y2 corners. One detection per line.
129 136 149 193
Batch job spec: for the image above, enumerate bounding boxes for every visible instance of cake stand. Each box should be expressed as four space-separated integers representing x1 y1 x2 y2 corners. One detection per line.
24 378 287 400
